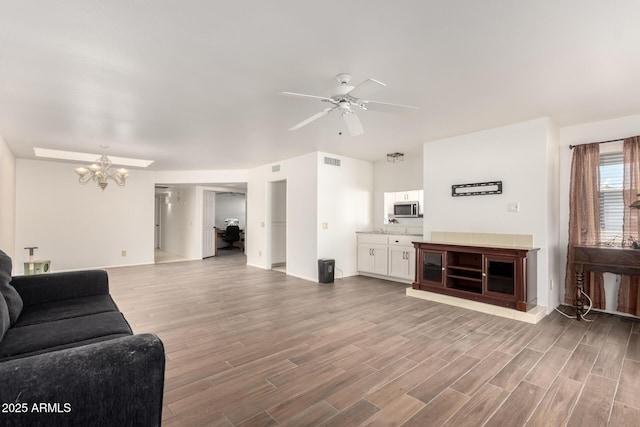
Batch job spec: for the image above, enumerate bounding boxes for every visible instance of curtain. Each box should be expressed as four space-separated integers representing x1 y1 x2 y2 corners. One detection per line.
564 143 605 308
618 136 640 315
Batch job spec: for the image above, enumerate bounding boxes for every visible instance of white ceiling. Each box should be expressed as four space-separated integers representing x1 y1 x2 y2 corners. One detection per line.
2 1 640 171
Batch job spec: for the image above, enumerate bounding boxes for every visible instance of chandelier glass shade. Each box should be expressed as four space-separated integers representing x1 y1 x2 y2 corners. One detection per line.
74 153 129 191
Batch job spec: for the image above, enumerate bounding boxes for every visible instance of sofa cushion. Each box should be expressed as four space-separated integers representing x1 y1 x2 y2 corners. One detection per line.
11 269 110 307
14 294 120 327
0 311 132 361
0 250 23 325
0 295 9 341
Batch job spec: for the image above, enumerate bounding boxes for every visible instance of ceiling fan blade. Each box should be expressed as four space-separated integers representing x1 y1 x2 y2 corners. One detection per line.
280 91 334 102
359 99 419 113
343 112 364 136
289 107 336 131
346 78 386 100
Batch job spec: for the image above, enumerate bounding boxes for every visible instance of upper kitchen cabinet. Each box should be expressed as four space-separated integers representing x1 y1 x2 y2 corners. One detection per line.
385 189 423 203
396 190 422 202
384 189 424 216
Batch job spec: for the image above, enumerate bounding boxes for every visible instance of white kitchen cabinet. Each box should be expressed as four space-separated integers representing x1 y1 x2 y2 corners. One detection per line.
357 244 389 276
357 234 389 276
397 190 421 202
388 236 416 281
357 233 417 283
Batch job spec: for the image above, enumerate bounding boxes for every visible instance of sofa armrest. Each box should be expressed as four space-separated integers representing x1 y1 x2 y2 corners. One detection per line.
10 270 109 306
0 333 165 427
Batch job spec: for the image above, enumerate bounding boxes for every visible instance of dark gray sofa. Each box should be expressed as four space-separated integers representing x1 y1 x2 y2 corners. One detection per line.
0 251 165 426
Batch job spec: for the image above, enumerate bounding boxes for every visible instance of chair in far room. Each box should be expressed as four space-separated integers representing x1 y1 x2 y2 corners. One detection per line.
222 225 241 249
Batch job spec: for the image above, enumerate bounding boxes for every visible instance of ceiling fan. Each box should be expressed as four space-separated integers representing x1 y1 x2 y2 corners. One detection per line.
280 73 419 136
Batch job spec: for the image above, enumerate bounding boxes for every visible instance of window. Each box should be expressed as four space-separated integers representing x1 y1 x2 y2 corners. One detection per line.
599 152 624 244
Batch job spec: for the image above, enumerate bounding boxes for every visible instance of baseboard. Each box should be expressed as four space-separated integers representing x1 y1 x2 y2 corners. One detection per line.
16 260 157 276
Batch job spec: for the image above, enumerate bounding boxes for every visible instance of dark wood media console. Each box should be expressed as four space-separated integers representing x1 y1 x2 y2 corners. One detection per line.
412 241 539 312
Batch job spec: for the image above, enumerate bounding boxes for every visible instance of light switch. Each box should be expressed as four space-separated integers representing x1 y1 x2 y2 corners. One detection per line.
508 203 520 213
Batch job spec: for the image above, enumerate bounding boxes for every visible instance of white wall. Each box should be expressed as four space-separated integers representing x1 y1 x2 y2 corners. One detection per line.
559 113 640 310
317 153 374 278
15 159 155 272
215 193 246 229
373 150 423 227
0 135 16 261
247 152 318 281
154 169 248 184
247 151 374 282
424 118 558 312
546 123 561 310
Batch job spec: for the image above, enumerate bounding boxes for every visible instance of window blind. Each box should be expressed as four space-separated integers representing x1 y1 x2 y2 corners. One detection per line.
600 152 624 245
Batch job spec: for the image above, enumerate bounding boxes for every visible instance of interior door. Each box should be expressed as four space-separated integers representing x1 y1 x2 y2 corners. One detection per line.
154 194 162 249
202 191 216 258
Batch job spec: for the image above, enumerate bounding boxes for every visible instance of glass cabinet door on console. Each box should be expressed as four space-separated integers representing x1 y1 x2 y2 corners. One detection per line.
483 255 517 297
420 250 445 286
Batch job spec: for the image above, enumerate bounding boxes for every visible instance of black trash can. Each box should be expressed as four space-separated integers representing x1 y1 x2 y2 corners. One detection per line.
318 258 335 283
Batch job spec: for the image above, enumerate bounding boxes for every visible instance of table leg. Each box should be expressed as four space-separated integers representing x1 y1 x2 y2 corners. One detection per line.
575 269 584 321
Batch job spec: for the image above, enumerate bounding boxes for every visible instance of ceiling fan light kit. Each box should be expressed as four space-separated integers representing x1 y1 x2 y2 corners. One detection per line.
387 152 404 163
281 73 418 137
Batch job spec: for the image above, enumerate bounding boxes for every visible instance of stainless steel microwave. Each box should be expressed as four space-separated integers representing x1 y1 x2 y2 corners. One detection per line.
393 201 420 217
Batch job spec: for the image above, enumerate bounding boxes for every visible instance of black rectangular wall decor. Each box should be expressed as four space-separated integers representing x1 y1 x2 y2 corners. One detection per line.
452 181 502 197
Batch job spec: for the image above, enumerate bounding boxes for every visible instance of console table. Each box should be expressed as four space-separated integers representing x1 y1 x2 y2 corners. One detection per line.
573 245 640 320
412 242 538 312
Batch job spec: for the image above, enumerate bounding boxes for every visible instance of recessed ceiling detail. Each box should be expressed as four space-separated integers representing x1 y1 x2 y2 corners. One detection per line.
34 148 154 168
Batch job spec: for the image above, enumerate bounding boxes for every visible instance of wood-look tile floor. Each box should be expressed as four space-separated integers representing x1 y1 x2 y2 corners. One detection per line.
106 253 640 426
155 249 191 264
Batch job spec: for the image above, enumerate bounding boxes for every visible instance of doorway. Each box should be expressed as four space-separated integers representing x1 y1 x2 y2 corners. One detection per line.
154 183 247 262
154 187 190 264
270 180 287 272
202 191 216 258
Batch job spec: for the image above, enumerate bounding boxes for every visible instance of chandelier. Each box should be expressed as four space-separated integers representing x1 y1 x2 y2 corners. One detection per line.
74 149 129 191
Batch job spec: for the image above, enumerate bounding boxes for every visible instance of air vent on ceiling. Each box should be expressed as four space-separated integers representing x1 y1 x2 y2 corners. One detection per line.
272 165 281 172
324 156 341 167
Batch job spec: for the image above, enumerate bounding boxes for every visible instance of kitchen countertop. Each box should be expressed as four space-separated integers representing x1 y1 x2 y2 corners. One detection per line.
356 230 423 237
412 240 538 251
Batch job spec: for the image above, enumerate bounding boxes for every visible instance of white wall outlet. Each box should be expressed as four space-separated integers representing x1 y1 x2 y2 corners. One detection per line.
121 250 127 257
322 222 328 229
508 203 520 213
259 250 262 257
549 279 554 290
